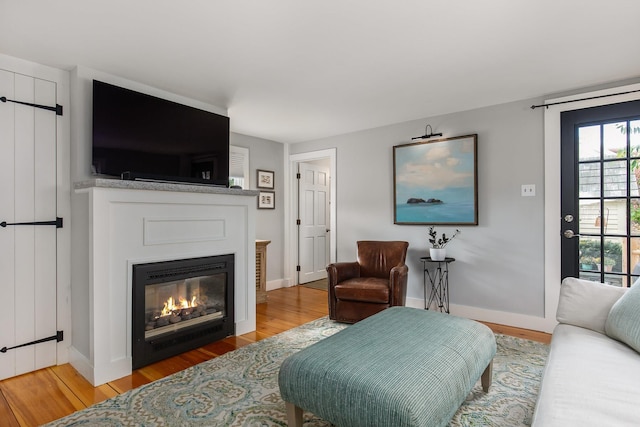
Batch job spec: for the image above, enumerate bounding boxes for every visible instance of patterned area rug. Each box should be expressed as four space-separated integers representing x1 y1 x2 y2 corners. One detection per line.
44 317 548 427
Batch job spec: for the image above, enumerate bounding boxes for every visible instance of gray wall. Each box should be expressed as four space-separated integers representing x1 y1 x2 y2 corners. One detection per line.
290 98 546 317
230 133 285 281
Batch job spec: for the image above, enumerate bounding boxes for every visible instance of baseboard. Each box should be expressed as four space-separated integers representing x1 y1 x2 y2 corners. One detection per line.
405 296 556 333
262 285 556 333
267 278 291 291
68 346 95 385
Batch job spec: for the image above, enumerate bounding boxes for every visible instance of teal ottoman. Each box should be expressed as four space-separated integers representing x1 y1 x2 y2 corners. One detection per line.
278 306 496 427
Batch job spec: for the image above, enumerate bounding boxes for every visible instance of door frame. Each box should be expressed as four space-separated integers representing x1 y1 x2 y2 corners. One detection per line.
0 54 71 364
286 148 337 286
544 82 640 333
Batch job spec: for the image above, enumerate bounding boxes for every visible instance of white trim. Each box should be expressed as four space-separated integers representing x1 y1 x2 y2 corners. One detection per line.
286 148 337 286
543 82 640 333
266 278 290 291
404 296 552 331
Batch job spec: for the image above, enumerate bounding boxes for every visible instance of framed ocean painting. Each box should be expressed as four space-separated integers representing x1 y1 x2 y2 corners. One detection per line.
393 134 478 225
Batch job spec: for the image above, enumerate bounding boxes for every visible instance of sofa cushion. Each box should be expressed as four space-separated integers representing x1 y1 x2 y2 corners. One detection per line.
556 277 626 334
605 282 640 353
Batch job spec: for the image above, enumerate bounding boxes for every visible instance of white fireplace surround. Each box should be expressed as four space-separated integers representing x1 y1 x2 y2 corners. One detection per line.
70 179 258 386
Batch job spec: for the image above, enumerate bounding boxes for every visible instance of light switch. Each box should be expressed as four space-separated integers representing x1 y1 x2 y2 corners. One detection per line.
521 184 536 197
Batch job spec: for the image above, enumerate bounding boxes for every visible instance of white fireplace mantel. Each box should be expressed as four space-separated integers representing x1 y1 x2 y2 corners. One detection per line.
69 179 258 385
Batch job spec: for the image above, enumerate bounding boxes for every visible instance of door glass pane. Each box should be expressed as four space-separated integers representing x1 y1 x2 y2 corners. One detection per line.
602 237 623 273
579 201 600 234
631 119 640 149
578 125 601 161
630 169 640 198
579 271 600 282
604 274 624 287
603 160 627 197
603 122 627 159
606 200 621 232
631 199 640 236
631 237 640 276
579 163 600 197
579 237 601 271
631 123 640 199
589 200 622 236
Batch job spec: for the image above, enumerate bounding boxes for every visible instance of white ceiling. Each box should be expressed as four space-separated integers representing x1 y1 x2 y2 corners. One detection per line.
1 1 639 144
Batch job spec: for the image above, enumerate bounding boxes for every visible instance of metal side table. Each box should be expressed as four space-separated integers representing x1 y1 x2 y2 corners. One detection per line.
420 257 455 313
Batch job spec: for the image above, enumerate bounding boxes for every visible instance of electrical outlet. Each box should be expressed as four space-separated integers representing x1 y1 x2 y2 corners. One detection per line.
521 184 536 197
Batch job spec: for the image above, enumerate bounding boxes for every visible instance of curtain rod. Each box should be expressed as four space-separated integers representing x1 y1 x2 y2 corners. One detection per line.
530 88 640 110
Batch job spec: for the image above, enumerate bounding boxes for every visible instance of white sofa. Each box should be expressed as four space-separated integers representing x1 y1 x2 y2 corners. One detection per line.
532 277 640 426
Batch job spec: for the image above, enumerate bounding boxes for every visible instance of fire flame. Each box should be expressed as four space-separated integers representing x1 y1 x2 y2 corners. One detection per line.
160 295 198 316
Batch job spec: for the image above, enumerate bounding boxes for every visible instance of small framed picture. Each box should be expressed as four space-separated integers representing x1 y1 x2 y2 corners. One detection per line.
257 169 275 189
258 191 275 209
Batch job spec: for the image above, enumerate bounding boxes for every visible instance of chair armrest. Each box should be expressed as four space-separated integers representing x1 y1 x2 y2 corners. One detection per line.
389 264 409 306
327 262 360 284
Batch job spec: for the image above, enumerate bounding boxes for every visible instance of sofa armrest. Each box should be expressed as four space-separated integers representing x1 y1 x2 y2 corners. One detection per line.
556 277 627 334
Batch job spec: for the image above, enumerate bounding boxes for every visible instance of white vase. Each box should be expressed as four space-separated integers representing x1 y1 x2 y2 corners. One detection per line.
430 248 446 261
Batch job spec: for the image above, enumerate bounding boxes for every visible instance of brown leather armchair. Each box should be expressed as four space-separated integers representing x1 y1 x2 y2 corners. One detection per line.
327 241 409 323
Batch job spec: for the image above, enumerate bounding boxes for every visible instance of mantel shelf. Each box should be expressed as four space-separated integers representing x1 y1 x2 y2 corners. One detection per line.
74 178 259 197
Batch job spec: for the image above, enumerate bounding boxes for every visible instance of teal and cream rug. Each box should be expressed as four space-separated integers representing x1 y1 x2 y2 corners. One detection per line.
44 317 549 427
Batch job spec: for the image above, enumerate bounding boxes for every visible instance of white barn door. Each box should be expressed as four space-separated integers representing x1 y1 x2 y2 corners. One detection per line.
298 162 330 284
0 69 59 380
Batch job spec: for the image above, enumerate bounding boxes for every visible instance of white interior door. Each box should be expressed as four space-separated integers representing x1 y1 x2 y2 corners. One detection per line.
0 69 58 380
298 162 330 284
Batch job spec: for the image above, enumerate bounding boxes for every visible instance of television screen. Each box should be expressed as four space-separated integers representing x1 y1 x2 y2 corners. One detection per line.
92 80 230 186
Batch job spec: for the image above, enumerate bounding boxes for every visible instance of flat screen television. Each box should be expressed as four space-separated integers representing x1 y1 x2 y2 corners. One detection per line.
92 80 230 186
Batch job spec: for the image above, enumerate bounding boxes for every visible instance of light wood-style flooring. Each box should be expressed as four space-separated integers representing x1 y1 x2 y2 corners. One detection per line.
0 286 551 427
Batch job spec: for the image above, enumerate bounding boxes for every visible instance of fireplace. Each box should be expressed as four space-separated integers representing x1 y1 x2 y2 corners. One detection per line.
132 254 235 369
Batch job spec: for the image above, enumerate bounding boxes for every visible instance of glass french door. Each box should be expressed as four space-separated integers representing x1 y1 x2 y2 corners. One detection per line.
561 100 640 286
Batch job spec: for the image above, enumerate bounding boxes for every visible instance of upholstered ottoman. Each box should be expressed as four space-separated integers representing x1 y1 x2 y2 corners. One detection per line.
278 306 496 427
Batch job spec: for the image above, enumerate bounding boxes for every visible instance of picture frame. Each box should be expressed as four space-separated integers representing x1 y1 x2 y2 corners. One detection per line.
257 169 275 189
393 134 478 225
258 191 275 209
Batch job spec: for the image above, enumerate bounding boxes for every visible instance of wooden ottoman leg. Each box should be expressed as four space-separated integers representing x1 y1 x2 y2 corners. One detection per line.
285 401 303 427
481 359 493 392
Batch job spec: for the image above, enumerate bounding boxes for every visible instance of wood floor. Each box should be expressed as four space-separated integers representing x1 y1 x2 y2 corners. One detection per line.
0 286 551 427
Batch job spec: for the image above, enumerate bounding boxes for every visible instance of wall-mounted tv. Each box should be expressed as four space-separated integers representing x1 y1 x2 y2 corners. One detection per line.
92 80 230 186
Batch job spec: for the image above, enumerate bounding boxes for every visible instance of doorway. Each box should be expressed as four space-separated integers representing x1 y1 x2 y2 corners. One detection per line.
543 82 640 333
288 149 337 285
560 100 640 286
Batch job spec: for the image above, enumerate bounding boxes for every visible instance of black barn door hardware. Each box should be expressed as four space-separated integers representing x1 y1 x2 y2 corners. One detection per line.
1 331 63 353
0 96 63 116
1 217 63 229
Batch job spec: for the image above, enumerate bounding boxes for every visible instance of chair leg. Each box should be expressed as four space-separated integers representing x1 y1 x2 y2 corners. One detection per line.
481 359 493 392
285 401 303 427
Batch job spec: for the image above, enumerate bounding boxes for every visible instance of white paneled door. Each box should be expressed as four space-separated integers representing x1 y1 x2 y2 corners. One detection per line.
298 162 330 284
0 69 58 380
